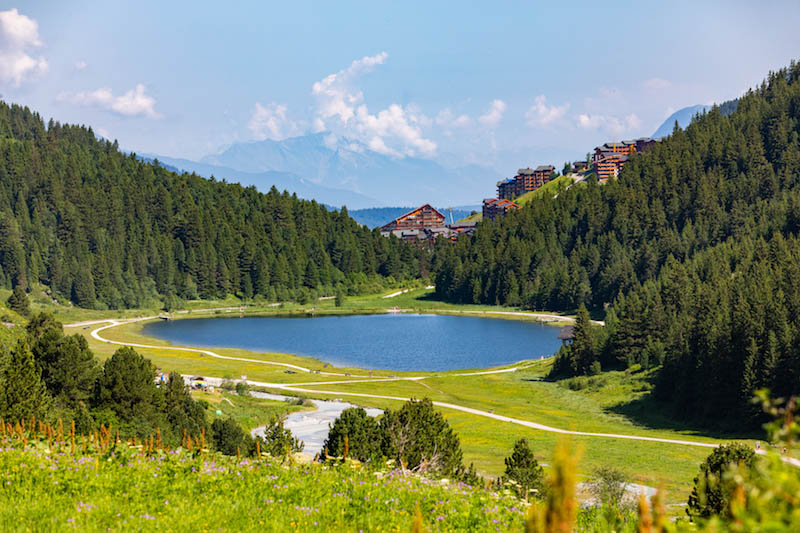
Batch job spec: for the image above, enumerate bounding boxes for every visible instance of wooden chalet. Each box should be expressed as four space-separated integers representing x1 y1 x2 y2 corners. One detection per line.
590 137 661 181
496 165 556 200
482 197 521 221
380 204 446 232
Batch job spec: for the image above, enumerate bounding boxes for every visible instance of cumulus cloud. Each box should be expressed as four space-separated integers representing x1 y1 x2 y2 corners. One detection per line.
576 112 641 135
0 8 48 86
478 99 506 127
525 95 569 127
311 52 437 157
248 102 299 141
312 51 388 126
74 60 87 71
642 77 671 90
58 84 160 118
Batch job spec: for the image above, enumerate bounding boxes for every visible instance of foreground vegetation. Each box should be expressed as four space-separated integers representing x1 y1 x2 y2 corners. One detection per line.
1 390 797 532
0 430 525 531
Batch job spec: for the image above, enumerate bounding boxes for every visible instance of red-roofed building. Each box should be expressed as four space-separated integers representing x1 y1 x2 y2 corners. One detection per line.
482 198 521 221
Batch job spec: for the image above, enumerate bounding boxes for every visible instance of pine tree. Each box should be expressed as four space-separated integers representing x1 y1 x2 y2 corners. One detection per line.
0 339 50 421
569 304 598 375
6 285 29 317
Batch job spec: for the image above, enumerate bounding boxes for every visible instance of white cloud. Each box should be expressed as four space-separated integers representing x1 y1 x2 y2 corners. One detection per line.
74 60 87 71
354 103 437 157
435 108 473 136
0 8 48 86
311 52 437 158
311 51 388 126
643 77 671 90
97 127 110 139
248 102 299 141
577 112 641 135
58 83 160 118
525 95 569 127
478 99 506 127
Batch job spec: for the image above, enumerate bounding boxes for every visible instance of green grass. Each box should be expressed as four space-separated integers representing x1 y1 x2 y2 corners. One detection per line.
192 390 313 431
458 211 482 222
0 436 526 532
514 176 574 206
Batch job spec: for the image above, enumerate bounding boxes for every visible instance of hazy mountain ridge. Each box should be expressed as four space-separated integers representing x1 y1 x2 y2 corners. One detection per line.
652 100 739 138
139 153 382 209
200 133 499 207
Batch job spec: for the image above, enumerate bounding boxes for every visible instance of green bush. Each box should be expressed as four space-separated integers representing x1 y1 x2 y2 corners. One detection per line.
323 407 381 461
380 398 464 478
687 442 757 519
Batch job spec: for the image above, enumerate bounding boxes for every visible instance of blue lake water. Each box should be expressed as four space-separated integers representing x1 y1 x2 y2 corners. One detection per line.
142 313 563 372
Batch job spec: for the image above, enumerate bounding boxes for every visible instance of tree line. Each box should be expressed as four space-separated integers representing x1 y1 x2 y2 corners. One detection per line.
0 312 297 456
0 102 426 309
433 63 800 426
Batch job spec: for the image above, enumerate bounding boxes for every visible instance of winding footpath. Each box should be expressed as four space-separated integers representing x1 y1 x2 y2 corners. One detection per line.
67 315 800 467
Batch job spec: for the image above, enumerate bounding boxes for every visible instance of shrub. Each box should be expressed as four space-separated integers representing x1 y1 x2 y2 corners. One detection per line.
588 466 630 508
687 442 757 519
210 417 248 456
235 381 249 396
259 416 303 456
322 407 381 461
6 286 29 317
498 438 546 500
380 398 463 478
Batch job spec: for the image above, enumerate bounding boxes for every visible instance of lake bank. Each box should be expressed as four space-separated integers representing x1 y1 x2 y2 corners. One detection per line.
141 313 564 372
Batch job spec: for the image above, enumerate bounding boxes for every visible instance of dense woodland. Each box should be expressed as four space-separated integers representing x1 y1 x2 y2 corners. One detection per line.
433 64 800 424
0 108 425 309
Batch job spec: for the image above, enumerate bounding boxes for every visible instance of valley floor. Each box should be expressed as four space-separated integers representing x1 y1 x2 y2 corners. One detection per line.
62 288 766 507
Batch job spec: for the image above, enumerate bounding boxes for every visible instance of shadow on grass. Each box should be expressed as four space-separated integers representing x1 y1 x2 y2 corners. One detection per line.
606 391 763 441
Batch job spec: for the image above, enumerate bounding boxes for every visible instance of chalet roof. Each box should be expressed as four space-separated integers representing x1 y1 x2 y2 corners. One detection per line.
535 165 555 172
484 198 500 206
517 168 535 175
558 326 575 341
394 203 445 221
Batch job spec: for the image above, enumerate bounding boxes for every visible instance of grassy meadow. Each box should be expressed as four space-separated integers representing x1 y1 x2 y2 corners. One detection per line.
0 428 526 532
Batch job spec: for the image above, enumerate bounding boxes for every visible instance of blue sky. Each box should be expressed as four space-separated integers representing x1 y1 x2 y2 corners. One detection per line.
2 1 800 171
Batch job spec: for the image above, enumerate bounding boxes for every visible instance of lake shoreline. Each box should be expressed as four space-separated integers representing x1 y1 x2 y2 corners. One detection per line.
141 312 564 373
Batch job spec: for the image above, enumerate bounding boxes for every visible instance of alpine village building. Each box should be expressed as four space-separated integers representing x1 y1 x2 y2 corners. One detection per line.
482 198 520 221
592 137 659 181
380 204 476 244
496 165 556 200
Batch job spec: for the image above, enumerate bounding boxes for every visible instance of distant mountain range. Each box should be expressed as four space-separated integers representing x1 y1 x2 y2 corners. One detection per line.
652 100 739 138
146 132 499 209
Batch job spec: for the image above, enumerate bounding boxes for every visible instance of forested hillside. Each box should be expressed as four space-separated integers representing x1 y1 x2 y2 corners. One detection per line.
433 63 800 424
0 104 424 309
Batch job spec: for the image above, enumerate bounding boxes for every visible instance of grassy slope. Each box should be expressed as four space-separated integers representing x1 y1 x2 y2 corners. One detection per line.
514 175 574 206
0 438 525 532
456 176 575 223
192 390 313 431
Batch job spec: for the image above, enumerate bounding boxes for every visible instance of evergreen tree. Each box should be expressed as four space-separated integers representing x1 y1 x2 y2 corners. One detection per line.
6 285 29 317
322 407 382 461
0 339 50 421
498 438 546 500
